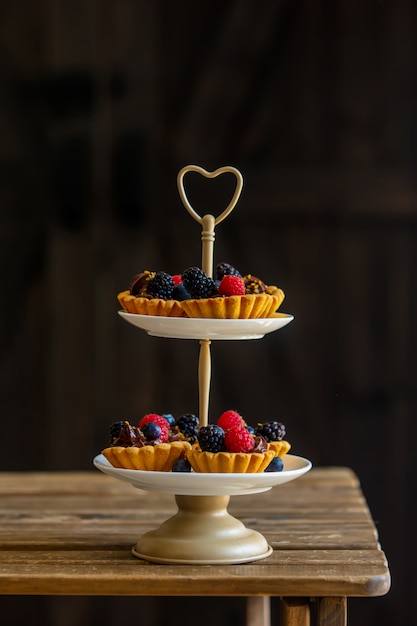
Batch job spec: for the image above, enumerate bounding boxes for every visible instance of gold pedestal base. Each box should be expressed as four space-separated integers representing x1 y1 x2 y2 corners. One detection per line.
132 494 272 564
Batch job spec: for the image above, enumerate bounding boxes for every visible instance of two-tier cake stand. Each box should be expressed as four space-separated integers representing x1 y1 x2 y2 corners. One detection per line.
94 165 311 564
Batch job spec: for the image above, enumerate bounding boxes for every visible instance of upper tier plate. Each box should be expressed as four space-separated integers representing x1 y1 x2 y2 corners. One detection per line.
118 311 294 340
93 453 311 496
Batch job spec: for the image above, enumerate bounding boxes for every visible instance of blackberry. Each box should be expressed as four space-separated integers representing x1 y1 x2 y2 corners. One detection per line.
182 267 217 299
255 420 286 442
109 420 125 443
198 425 224 452
110 421 138 446
176 413 199 443
147 271 175 300
216 262 242 281
264 457 284 472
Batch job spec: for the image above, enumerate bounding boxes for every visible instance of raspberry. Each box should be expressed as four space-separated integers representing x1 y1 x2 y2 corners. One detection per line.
182 267 217 299
197 425 224 452
217 410 245 431
224 425 255 453
147 272 175 300
216 262 242 280
139 414 170 442
171 275 183 286
176 413 199 443
255 420 286 442
218 275 245 296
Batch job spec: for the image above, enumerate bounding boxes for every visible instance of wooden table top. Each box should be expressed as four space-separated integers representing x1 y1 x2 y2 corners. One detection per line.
0 467 390 598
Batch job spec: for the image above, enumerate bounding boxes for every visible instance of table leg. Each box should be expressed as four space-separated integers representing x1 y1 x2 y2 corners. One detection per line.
280 598 311 626
315 597 347 626
246 596 270 626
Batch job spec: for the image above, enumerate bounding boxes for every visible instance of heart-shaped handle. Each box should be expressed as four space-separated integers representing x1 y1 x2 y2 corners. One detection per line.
177 165 243 225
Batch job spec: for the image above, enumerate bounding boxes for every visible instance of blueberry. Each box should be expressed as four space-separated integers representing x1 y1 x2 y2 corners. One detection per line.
245 425 255 435
264 457 284 472
172 459 192 472
173 283 190 301
142 422 162 441
162 413 176 427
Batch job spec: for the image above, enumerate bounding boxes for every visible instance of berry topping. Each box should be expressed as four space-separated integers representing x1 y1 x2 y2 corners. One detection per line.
255 420 286 442
109 420 125 443
217 410 246 431
182 267 217 299
224 425 255 453
218 275 246 296
110 421 139 446
139 414 170 442
176 413 199 443
216 262 242 280
172 283 191 301
147 271 175 300
172 459 192 472
197 425 225 452
162 413 176 427
171 274 183 286
264 457 284 472
142 422 162 441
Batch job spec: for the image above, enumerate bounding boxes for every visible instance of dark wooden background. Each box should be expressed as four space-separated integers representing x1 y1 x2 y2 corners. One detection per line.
1 1 416 624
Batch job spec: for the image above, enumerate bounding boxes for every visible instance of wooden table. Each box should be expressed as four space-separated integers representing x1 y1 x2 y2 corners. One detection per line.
0 467 390 626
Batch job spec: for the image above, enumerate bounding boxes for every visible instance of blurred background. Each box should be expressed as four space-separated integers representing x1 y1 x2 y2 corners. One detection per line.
1 0 416 624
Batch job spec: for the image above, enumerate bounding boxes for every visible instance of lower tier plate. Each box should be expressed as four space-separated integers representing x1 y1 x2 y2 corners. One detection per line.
93 453 312 496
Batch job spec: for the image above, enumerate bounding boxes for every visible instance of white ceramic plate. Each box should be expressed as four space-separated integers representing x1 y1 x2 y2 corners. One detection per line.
118 311 294 340
93 453 311 496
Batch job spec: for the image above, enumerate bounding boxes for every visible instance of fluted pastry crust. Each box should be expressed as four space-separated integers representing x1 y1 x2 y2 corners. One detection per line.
118 290 186 317
181 290 284 319
267 440 291 458
186 449 275 473
102 441 191 471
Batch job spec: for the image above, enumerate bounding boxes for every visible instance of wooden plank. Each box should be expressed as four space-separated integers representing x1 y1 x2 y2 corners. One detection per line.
281 597 311 626
0 549 390 597
315 597 347 626
0 521 380 551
